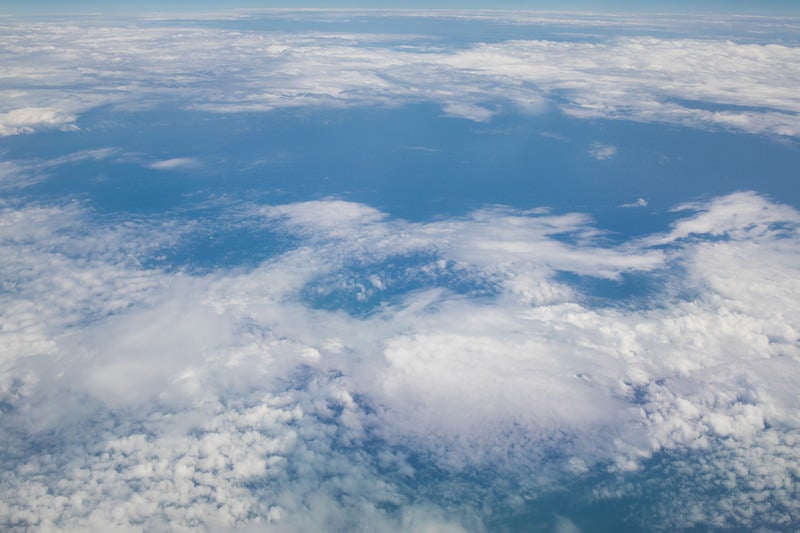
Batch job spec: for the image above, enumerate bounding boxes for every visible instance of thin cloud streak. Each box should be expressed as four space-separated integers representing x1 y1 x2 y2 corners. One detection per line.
147 157 203 170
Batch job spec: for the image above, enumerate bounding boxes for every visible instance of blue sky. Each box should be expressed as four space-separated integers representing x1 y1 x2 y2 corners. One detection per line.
3 0 800 14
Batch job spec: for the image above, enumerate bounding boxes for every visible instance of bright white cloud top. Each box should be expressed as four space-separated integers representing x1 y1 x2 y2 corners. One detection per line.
1 8 799 533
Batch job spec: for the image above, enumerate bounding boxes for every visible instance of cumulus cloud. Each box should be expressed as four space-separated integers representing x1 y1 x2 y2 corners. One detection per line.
1 187 799 530
0 12 799 135
0 107 77 136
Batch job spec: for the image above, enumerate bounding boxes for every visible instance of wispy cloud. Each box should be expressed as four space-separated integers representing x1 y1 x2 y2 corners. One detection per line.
540 131 569 142
620 197 648 208
0 148 118 190
400 145 441 153
146 157 202 171
588 142 617 160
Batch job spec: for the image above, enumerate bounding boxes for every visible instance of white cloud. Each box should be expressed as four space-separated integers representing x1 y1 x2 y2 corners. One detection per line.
620 197 648 208
646 191 800 245
400 145 441 152
147 157 203 171
0 107 78 136
442 102 495 122
588 142 617 160
1 189 799 529
1 13 799 135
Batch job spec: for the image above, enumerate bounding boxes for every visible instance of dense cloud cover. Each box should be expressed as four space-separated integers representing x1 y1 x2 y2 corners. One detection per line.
1 187 799 530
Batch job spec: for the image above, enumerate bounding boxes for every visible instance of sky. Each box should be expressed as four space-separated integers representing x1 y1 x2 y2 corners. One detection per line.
3 0 800 15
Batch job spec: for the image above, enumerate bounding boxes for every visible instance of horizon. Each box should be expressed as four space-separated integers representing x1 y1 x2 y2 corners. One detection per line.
3 1 800 16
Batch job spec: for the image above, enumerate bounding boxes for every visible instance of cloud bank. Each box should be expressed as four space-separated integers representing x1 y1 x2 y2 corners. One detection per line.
0 11 799 136
1 189 799 530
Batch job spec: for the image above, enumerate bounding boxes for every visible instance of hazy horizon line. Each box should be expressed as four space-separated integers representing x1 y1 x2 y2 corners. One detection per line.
3 2 800 17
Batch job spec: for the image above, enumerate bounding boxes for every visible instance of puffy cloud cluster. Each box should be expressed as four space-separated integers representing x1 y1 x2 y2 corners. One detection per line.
0 11 799 136
0 107 78 137
1 186 799 530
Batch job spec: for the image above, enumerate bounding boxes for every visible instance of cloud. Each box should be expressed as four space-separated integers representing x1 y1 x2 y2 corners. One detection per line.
2 11 800 530
1 189 799 530
1 12 799 135
442 102 495 122
147 157 203 171
0 107 78 136
588 142 617 160
645 191 800 245
540 131 569 142
553 515 583 533
0 148 119 190
620 197 648 208
400 145 440 152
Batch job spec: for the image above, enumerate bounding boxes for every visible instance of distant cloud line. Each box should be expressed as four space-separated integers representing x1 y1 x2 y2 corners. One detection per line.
0 12 798 137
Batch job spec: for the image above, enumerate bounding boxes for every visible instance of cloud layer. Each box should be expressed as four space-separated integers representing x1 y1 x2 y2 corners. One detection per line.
1 189 799 530
1 11 799 136
2 10 799 531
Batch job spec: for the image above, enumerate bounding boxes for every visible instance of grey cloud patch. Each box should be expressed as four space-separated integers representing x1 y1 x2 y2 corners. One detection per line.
1 13 799 135
1 190 799 530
